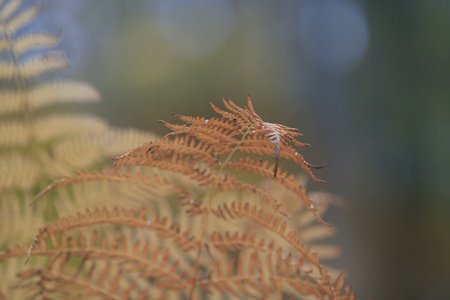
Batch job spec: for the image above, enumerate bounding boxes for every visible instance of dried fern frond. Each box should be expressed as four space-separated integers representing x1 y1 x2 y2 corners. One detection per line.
198 251 353 299
108 96 327 225
14 200 352 299
27 96 354 299
150 96 325 183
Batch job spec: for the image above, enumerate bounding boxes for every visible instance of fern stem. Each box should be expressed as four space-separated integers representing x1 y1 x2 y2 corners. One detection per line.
187 125 253 299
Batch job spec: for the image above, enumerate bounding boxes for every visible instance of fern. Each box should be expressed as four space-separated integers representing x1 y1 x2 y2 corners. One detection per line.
0 1 354 299
0 0 156 298
18 97 354 299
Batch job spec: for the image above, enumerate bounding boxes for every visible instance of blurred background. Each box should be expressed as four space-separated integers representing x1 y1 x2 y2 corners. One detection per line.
26 0 450 299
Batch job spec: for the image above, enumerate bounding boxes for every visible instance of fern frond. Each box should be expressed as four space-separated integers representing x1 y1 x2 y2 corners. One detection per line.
215 178 285 216
0 80 98 116
29 80 101 109
162 95 325 182
21 229 193 294
0 4 39 35
20 51 70 78
102 127 158 157
198 251 353 299
210 202 329 273
31 170 189 204
1 247 53 299
238 134 325 181
26 207 198 259
0 152 39 191
0 192 47 248
228 157 328 225
0 115 108 148
35 114 108 141
0 0 353 296
115 135 220 168
159 118 240 153
6 31 62 55
0 0 21 21
0 90 18 116
113 147 215 187
0 121 28 147
13 265 143 300
50 136 104 170
0 51 69 80
185 198 340 284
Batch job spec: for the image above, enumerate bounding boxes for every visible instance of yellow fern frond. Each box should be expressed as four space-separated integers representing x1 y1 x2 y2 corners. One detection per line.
0 192 47 248
8 31 62 55
0 121 28 147
0 52 70 80
0 153 39 191
22 51 70 78
0 4 39 35
29 80 101 110
102 127 158 156
0 0 21 20
35 114 108 141
0 89 19 115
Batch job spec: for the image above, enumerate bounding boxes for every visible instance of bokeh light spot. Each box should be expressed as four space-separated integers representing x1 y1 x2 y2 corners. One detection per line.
298 0 369 73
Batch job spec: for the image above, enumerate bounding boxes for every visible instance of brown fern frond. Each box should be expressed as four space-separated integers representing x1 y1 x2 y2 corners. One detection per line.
35 96 327 224
209 202 330 275
12 266 145 300
161 95 325 182
184 199 338 294
197 251 354 299
238 134 326 181
112 146 215 186
216 178 286 216
22 230 193 293
209 230 283 258
132 135 221 168
159 117 240 154
228 157 329 225
32 207 197 251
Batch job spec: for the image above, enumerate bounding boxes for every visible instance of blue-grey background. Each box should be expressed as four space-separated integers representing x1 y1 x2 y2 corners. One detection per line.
26 0 450 299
